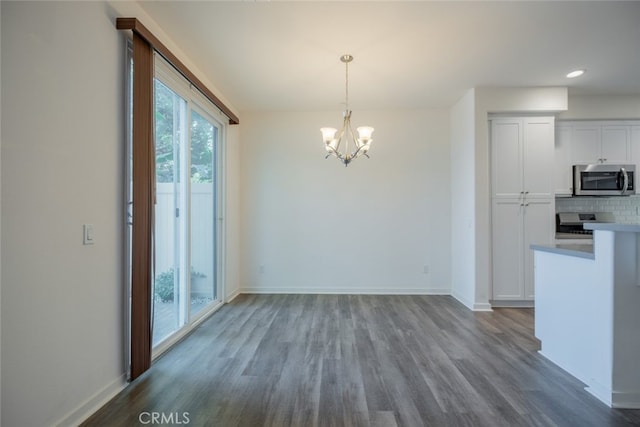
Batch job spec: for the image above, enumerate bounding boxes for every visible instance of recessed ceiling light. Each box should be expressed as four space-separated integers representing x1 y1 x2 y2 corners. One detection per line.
566 69 585 78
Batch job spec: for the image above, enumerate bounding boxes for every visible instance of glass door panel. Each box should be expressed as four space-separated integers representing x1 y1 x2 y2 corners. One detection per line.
190 110 217 317
153 79 187 346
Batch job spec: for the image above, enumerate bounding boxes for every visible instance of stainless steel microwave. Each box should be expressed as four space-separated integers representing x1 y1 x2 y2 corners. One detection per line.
573 164 635 196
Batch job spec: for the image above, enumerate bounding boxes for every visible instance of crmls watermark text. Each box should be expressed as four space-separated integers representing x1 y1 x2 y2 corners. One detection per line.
138 412 190 425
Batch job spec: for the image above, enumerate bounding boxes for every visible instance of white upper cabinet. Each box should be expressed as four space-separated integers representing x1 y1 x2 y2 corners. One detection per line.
569 122 630 164
601 126 630 164
571 125 601 164
492 120 523 198
492 117 554 199
523 118 555 198
554 121 639 196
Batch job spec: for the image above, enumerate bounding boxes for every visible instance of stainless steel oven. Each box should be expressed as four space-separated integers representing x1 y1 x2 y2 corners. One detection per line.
555 212 614 243
573 164 635 196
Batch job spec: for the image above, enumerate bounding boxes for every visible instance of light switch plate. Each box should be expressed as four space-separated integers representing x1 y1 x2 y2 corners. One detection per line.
83 224 94 245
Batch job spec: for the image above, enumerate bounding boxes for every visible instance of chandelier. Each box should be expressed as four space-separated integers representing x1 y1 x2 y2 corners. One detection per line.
320 54 374 166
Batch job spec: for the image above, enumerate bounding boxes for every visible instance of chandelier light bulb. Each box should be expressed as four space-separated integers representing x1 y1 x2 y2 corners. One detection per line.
320 127 337 143
357 126 374 143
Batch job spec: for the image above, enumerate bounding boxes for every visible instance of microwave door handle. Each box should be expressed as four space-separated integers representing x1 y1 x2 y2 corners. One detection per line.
621 167 629 195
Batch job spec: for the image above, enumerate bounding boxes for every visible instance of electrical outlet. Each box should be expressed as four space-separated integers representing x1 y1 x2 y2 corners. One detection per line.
423 265 429 274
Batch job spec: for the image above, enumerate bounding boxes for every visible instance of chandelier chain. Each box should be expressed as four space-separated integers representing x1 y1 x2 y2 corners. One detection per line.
345 59 349 111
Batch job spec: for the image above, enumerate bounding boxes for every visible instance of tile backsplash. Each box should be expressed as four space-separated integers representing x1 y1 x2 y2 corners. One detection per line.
556 195 640 224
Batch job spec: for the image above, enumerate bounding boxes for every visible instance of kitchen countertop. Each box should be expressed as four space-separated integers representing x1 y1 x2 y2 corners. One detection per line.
584 223 640 232
530 243 594 259
532 223 640 259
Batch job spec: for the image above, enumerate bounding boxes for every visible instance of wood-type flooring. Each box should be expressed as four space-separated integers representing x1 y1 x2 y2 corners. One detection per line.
84 294 640 427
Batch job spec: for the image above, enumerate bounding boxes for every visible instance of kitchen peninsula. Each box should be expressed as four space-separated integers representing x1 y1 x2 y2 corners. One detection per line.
531 223 640 408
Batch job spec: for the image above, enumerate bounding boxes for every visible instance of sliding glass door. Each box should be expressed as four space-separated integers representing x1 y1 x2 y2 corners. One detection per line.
151 56 223 350
124 37 230 378
189 109 218 317
153 79 187 345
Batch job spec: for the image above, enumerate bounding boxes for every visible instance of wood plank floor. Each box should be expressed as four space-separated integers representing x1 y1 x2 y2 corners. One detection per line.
83 295 640 427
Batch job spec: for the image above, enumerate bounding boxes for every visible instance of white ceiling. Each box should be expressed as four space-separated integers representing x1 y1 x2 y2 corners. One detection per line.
138 1 640 113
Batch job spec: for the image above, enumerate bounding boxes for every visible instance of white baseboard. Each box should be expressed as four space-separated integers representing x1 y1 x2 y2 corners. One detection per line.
225 288 241 302
585 377 640 409
473 302 494 311
538 349 587 384
490 300 534 308
537 349 620 408
585 382 613 407
612 391 640 409
55 373 127 427
451 291 473 310
451 291 493 312
240 287 451 295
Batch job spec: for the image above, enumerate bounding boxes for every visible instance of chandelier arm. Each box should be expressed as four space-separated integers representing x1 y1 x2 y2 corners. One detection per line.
351 144 366 160
346 117 364 160
347 122 360 149
338 115 350 154
334 134 344 155
325 144 344 161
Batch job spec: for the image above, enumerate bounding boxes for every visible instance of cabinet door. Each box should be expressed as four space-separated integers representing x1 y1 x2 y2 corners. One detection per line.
601 126 630 164
492 199 524 300
523 118 554 198
491 120 522 198
523 199 554 300
571 125 601 164
555 125 573 196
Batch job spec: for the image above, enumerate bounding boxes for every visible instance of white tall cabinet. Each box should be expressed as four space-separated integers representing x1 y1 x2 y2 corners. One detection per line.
491 117 555 303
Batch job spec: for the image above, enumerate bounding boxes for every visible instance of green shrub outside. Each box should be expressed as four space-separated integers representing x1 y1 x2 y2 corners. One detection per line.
154 268 205 302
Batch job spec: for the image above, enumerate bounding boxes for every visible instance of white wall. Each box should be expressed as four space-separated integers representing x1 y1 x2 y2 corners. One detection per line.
240 109 451 294
1 2 241 425
450 89 477 309
1 2 124 425
560 94 640 120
